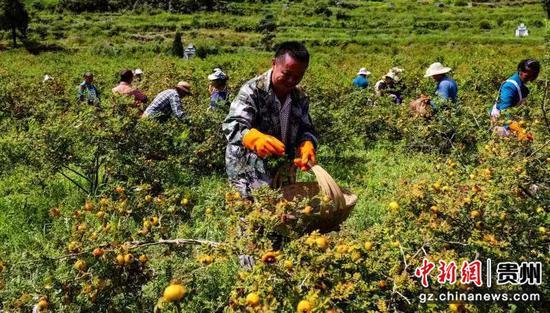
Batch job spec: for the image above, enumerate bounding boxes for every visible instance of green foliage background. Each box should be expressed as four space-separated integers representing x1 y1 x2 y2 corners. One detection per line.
0 0 548 312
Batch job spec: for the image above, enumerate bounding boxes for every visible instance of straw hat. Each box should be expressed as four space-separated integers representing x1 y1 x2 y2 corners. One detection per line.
357 68 371 76
424 62 452 77
176 81 192 95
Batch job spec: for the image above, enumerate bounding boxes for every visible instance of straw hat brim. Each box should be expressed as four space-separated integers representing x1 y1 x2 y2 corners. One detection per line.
424 67 451 77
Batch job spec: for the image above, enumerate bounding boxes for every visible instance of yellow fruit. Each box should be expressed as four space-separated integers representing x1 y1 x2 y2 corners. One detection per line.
302 205 313 215
336 244 349 254
539 227 546 235
432 181 441 191
364 241 373 251
181 198 189 206
463 197 471 204
151 216 159 226
77 223 87 232
322 195 331 203
163 284 186 302
115 254 125 266
284 260 293 270
124 254 134 264
139 255 148 263
224 192 232 200
84 201 94 212
246 292 260 307
233 192 241 200
351 251 361 262
92 248 104 257
74 259 87 271
261 251 278 264
499 212 506 220
377 280 387 289
390 241 400 248
144 195 153 203
536 207 544 214
449 302 464 312
115 186 124 193
484 234 497 245
316 237 329 250
388 201 399 210
470 210 481 219
143 220 152 230
297 300 312 313
68 241 80 252
37 298 48 311
430 205 439 214
96 211 105 219
198 255 214 265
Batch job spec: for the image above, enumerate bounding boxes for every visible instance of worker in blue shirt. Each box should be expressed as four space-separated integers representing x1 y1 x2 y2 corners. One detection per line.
490 59 540 138
352 68 371 89
491 59 540 120
424 62 458 109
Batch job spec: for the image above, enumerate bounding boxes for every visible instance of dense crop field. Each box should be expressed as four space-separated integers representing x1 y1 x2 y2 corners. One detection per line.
0 0 548 312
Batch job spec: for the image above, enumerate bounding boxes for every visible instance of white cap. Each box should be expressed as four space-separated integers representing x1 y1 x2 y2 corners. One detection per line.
424 62 452 78
134 68 143 75
208 69 227 81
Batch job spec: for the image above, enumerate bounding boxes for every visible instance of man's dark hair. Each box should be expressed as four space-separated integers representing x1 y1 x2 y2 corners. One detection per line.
119 69 134 83
274 41 309 65
518 59 541 73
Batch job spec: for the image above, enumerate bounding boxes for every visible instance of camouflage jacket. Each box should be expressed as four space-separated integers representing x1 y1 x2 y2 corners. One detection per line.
222 70 317 196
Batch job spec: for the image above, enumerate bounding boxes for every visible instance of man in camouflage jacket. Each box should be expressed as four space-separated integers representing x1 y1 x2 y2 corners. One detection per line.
222 42 318 197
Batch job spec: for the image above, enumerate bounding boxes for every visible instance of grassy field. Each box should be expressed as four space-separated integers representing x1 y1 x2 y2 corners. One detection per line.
0 0 548 312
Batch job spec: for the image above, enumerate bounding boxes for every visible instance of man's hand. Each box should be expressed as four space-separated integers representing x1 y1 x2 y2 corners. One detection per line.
242 128 285 158
293 141 316 171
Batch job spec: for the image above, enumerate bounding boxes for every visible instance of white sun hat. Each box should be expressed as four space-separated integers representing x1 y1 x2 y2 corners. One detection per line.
357 68 371 76
424 62 452 77
385 71 397 80
134 68 143 75
208 69 227 81
390 67 404 74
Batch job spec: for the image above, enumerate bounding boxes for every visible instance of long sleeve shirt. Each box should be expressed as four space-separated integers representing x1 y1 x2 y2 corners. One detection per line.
112 82 148 106
431 76 458 109
222 70 317 196
78 82 100 104
143 89 185 122
495 72 529 112
352 75 369 88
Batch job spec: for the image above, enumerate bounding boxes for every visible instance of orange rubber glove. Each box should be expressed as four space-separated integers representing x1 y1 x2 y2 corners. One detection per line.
508 121 523 133
242 128 285 158
293 141 316 171
509 121 533 142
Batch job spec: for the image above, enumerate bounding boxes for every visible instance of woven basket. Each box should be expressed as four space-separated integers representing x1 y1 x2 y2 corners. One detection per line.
276 164 357 233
